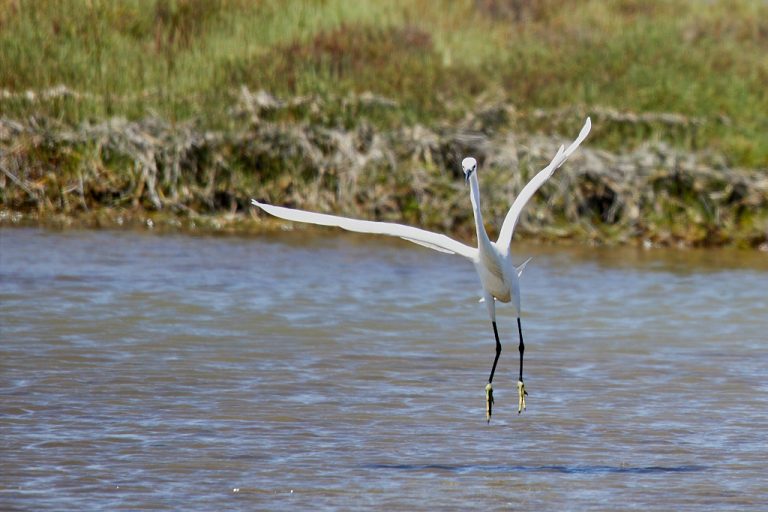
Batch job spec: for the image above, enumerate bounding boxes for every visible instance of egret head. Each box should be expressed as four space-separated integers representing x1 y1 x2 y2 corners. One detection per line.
461 157 477 183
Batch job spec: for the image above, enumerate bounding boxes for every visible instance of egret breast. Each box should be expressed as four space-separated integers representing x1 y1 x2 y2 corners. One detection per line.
475 259 512 303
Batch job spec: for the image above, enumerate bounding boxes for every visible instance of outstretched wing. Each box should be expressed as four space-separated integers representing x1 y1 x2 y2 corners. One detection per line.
252 200 478 260
496 117 591 254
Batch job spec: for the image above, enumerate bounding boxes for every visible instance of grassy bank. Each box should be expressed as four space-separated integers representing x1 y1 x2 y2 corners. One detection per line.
1 1 767 248
2 94 767 248
2 0 767 166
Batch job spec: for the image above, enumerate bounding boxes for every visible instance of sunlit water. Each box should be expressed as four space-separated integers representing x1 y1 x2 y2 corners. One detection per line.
1 227 767 510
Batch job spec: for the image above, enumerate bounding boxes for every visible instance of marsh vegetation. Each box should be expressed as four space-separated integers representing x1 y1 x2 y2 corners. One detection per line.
1 0 766 246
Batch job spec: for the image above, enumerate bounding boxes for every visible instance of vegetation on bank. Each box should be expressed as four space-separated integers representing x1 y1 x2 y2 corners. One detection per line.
1 1 767 248
2 0 767 166
2 93 766 248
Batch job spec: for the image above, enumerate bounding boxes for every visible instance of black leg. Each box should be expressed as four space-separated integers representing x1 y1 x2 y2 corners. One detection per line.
485 321 502 423
516 317 528 414
517 317 525 381
488 321 502 384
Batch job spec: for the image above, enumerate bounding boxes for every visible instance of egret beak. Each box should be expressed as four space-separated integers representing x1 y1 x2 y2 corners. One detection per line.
464 172 470 184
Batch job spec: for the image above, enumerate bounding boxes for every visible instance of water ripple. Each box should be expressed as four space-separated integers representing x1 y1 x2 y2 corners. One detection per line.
1 228 766 511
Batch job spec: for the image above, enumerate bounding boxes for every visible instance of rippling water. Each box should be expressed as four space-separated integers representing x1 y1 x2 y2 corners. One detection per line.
1 227 767 510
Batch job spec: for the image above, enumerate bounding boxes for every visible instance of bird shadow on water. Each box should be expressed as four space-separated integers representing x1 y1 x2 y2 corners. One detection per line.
365 463 707 475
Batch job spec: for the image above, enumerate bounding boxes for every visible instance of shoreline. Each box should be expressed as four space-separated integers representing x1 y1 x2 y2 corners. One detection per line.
2 207 766 252
2 92 766 250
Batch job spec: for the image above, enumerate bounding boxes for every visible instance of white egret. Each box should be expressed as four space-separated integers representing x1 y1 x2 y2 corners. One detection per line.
252 118 591 422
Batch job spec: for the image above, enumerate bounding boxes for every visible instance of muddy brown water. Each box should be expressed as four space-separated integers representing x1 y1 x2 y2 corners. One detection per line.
1 227 767 510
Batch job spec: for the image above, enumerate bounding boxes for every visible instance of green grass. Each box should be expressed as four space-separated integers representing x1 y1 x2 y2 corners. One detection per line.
1 0 767 166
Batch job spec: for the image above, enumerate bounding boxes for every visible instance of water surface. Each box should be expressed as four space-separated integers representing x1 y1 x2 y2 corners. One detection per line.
1 228 767 510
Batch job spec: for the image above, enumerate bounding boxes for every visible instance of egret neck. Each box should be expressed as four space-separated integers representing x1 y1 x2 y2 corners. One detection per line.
468 170 494 255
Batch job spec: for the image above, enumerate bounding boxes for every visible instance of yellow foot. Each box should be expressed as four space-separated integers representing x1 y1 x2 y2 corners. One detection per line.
485 383 494 423
517 380 528 414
